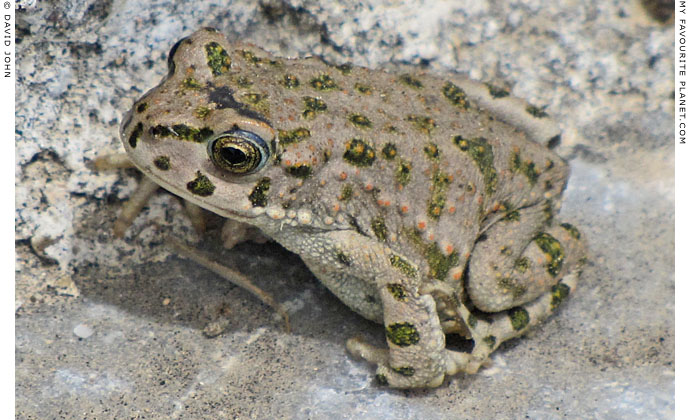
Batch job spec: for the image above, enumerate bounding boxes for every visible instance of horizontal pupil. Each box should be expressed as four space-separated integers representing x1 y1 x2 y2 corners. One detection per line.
222 146 248 165
208 128 269 175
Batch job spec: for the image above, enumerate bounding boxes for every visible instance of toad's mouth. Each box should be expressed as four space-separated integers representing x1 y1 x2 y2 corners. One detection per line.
135 164 260 223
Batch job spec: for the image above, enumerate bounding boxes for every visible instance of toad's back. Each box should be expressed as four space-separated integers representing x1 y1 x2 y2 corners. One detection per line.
124 28 568 284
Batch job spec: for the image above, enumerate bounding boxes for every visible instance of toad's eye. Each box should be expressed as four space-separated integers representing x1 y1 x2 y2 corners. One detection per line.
207 129 271 174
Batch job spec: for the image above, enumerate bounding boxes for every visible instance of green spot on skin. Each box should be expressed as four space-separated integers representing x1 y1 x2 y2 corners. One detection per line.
505 210 520 221
385 322 420 347
186 171 215 197
485 83 510 98
278 127 311 145
399 74 423 89
498 277 527 299
442 81 470 109
510 151 521 173
392 366 415 377
283 74 300 88
508 307 530 331
423 143 440 161
561 223 581 240
514 257 530 274
151 124 214 143
386 284 408 301
241 93 270 115
336 251 352 266
467 314 477 329
181 77 202 89
406 115 437 135
389 254 417 278
153 156 170 171
339 184 353 201
173 124 214 142
343 138 376 167
205 42 231 76
395 159 412 186
501 202 520 222
248 177 271 207
348 113 372 128
149 125 173 137
310 74 339 90
453 136 498 195
194 106 211 119
534 232 564 277
427 171 451 220
522 161 540 186
335 63 353 74
550 283 571 309
355 83 373 94
371 216 388 241
509 151 540 186
136 102 148 113
242 92 265 104
128 122 143 148
240 49 261 64
483 335 497 348
526 104 548 118
285 164 313 179
382 143 397 160
302 96 327 119
405 229 459 280
236 76 253 88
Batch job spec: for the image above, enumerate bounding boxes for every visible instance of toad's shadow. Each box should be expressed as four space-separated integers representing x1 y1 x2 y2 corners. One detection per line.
73 212 384 349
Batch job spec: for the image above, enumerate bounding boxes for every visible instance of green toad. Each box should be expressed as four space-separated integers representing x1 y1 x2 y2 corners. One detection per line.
118 28 586 388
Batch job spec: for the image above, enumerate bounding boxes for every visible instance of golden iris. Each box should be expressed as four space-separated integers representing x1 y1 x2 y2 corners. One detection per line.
208 129 270 174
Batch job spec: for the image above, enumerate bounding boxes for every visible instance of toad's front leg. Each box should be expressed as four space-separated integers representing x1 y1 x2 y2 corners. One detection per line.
357 282 448 388
345 290 463 388
290 230 475 388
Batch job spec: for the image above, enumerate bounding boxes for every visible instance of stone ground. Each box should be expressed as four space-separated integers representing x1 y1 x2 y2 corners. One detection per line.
15 0 674 419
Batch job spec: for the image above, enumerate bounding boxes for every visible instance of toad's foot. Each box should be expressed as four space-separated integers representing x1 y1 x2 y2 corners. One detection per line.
347 268 581 388
346 338 483 388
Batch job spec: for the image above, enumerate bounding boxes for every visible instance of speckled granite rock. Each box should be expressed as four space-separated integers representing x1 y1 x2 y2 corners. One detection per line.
15 0 673 418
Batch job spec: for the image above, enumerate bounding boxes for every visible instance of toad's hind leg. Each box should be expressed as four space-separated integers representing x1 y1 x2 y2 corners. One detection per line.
466 201 586 313
446 269 581 376
448 203 586 374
